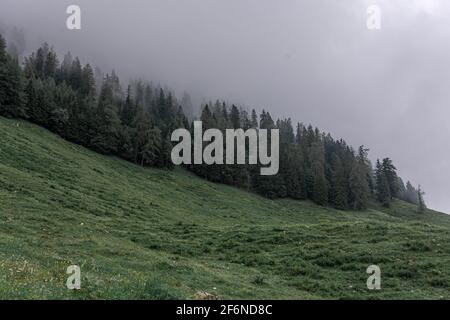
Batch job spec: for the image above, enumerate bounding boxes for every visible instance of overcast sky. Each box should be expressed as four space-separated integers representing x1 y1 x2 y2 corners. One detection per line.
1 0 449 213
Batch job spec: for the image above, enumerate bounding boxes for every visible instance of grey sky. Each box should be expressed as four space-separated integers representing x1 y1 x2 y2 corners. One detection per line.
0 0 448 213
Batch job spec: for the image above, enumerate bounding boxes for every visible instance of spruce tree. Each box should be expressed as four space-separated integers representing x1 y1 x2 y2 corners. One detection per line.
80 64 96 97
349 162 370 210
44 48 58 79
417 185 426 213
91 76 121 154
69 57 83 90
329 153 348 209
250 109 258 128
0 34 26 118
310 141 328 205
230 105 240 129
375 160 391 207
381 158 399 199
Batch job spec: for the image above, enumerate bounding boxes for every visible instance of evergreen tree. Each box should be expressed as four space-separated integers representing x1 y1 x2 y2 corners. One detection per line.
0 34 26 118
230 104 240 129
59 52 73 83
329 153 348 209
349 161 370 210
347 146 371 210
180 92 194 120
358 146 374 194
1 36 427 212
406 181 419 204
69 57 83 90
381 158 399 199
375 160 391 207
310 141 328 205
250 109 258 128
137 125 162 166
120 85 136 127
221 102 229 127
417 185 426 213
44 48 58 79
34 44 48 78
90 76 121 154
80 64 96 97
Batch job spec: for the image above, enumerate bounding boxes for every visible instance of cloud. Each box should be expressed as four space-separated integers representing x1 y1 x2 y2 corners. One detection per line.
0 0 448 213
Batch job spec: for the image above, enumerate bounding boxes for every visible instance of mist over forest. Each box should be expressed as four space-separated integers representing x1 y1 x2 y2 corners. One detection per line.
1 0 449 213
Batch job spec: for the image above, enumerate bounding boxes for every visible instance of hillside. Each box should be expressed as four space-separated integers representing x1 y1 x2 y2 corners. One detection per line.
0 116 449 299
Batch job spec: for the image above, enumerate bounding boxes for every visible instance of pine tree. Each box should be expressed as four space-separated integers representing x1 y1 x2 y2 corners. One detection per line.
90 76 121 154
230 105 240 129
50 82 75 135
250 109 258 128
375 160 391 207
0 34 26 118
34 44 48 78
405 181 419 204
310 141 328 205
349 161 370 210
358 146 374 194
138 126 162 167
241 109 251 130
200 104 215 129
180 92 194 120
69 57 83 90
381 158 399 199
44 48 58 79
347 146 371 210
120 85 136 127
329 153 348 209
417 185 426 213
60 52 73 82
221 102 229 128
2 36 427 211
80 64 96 97
117 125 134 161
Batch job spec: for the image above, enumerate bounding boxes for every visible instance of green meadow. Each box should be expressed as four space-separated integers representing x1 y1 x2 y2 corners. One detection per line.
0 116 449 299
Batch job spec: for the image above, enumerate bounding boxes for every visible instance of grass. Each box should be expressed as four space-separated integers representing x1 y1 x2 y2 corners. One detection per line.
0 116 449 299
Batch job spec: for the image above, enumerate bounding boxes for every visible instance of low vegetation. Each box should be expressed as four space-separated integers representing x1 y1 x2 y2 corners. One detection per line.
1 117 449 299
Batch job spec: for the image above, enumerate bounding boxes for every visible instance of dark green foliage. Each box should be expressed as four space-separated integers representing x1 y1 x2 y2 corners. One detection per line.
0 34 424 211
0 117 448 299
418 185 426 213
0 35 26 118
4 37 177 171
310 141 328 205
90 76 121 154
250 109 258 128
230 105 240 129
382 158 399 198
348 147 371 210
187 103 414 210
375 160 392 207
329 153 348 209
349 161 370 210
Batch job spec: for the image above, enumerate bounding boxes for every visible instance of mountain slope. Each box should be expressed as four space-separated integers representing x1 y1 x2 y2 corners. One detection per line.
0 116 449 299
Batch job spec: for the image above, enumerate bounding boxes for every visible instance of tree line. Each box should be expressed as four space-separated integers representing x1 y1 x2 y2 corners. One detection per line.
0 35 426 212
193 103 425 212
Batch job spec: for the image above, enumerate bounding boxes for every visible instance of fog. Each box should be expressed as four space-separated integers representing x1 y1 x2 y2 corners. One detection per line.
1 0 449 213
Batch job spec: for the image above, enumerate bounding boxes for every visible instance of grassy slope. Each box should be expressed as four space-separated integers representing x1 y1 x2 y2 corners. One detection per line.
0 117 449 300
